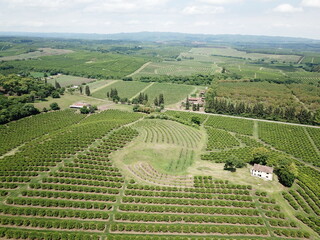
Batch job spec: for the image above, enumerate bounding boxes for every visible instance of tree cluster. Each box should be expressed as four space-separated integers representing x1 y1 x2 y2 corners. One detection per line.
224 155 246 172
154 93 164 107
0 75 64 124
205 88 316 125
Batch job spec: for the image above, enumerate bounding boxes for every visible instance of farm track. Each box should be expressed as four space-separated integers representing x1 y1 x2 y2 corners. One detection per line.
287 86 310 111
130 82 155 101
303 128 320 157
166 108 320 129
297 56 305 64
91 80 119 93
126 61 152 77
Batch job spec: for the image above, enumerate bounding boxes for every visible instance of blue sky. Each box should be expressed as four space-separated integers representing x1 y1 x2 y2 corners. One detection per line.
0 0 319 39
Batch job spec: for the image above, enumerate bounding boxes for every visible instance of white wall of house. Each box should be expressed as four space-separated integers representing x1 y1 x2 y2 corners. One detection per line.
251 169 273 181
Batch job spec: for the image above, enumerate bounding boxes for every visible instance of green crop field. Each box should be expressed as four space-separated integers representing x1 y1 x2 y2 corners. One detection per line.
47 74 96 87
0 51 147 79
92 80 196 106
217 81 303 110
1 109 319 240
1 35 320 240
133 60 221 78
190 47 301 63
0 48 74 61
143 82 196 105
92 80 150 99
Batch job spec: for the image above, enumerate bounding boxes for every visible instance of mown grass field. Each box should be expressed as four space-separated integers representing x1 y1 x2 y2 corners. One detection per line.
92 80 196 106
91 80 150 99
47 74 96 87
33 93 106 110
143 82 196 105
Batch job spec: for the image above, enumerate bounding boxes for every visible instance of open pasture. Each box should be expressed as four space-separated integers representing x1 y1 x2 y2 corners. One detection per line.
33 92 106 110
47 74 96 87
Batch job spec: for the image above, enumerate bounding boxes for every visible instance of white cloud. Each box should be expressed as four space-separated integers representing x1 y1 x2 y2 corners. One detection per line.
273 4 303 13
193 21 216 26
182 5 224 15
83 0 170 13
301 0 320 7
273 23 293 28
126 20 140 25
198 0 242 4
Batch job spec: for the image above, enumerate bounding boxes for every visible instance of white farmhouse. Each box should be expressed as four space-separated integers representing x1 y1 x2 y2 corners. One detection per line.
251 164 273 181
69 102 91 109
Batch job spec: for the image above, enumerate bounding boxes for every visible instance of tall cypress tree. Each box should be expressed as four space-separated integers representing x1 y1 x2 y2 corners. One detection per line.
159 94 164 105
85 86 90 96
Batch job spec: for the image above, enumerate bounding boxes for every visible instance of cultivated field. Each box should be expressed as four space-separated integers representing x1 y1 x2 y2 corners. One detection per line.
92 80 196 106
217 81 304 110
0 48 73 61
92 81 150 99
0 51 147 79
190 47 301 63
132 60 220 78
0 109 319 239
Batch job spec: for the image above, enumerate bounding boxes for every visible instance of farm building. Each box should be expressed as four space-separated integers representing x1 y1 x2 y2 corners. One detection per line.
199 90 206 97
251 164 273 181
69 102 91 109
188 97 205 105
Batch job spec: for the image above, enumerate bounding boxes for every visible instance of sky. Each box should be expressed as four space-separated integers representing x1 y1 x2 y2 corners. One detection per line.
0 0 320 39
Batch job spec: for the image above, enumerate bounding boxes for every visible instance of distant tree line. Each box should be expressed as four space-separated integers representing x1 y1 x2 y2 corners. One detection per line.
249 78 301 85
139 74 214 85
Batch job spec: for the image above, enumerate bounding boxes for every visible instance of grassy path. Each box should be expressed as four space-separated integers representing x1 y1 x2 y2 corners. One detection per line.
286 85 309 111
167 108 320 129
126 61 151 77
297 56 305 64
0 144 25 159
253 121 259 140
303 127 320 156
91 80 118 93
129 82 155 100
